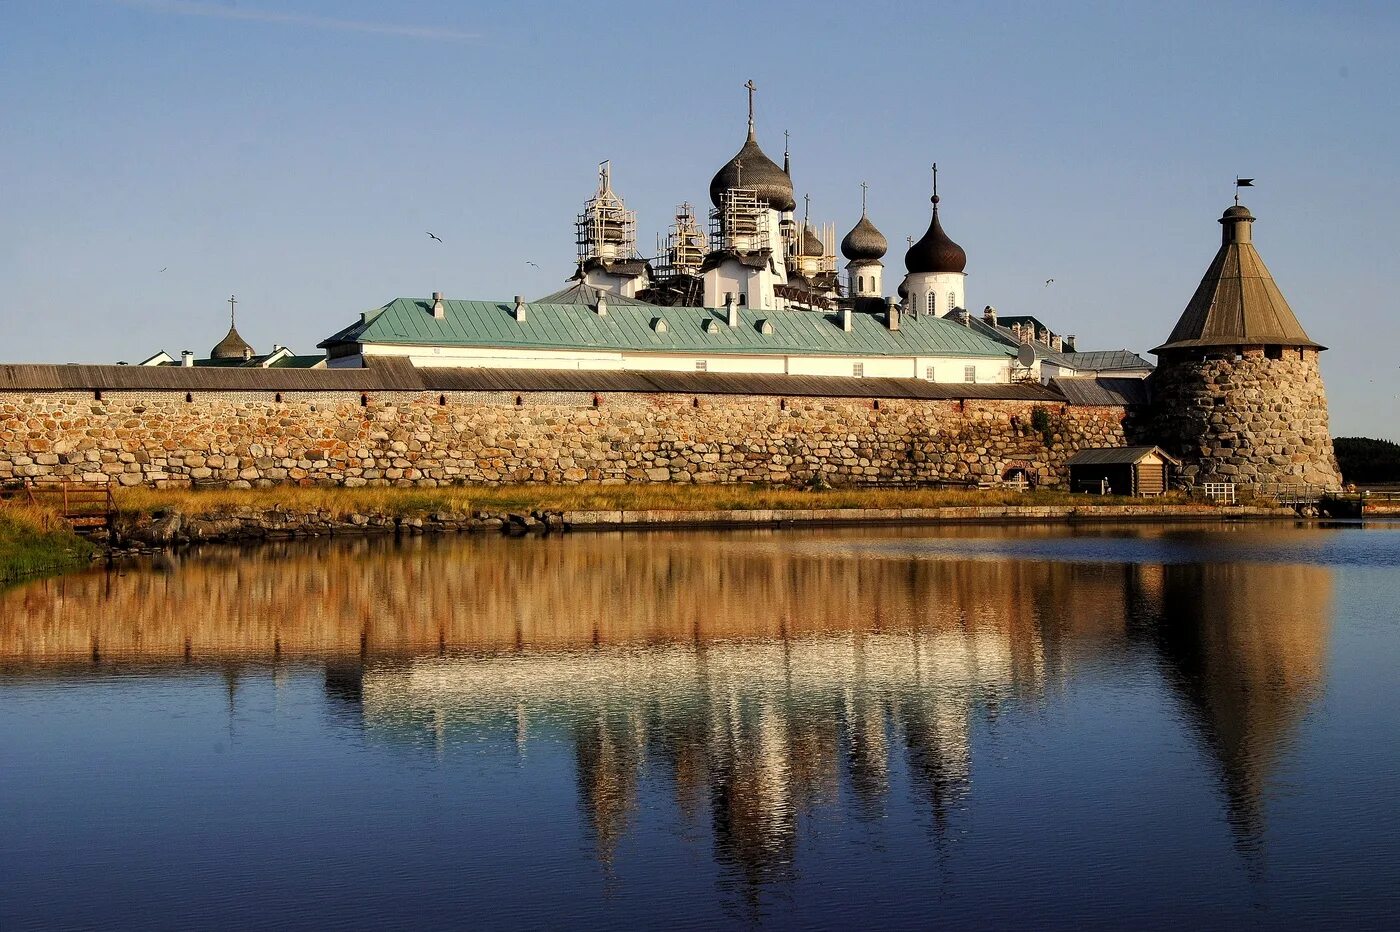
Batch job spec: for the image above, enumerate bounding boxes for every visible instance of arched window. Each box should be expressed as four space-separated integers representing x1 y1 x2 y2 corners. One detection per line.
948 292 956 313
927 291 936 315
910 293 918 313
857 275 864 292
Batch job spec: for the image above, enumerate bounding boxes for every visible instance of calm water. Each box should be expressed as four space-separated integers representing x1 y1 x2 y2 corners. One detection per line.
3 523 1400 930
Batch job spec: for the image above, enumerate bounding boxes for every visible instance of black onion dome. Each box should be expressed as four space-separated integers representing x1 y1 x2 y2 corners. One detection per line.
709 132 797 212
841 214 887 262
801 226 824 257
904 197 966 274
210 325 254 360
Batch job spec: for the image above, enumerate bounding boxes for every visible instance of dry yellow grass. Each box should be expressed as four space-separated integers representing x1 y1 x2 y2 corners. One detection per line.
115 483 1181 519
0 503 96 584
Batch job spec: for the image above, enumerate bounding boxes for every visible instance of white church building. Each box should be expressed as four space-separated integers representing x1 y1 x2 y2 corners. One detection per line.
318 82 1141 386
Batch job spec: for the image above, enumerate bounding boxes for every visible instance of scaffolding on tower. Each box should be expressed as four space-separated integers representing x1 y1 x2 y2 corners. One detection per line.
575 160 637 263
710 187 770 255
655 203 708 278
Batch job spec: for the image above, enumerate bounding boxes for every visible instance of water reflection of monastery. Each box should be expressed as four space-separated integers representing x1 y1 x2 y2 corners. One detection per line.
1 530 1331 878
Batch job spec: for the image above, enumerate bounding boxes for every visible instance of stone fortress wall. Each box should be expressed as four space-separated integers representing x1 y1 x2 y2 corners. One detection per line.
0 388 1130 489
1150 348 1341 488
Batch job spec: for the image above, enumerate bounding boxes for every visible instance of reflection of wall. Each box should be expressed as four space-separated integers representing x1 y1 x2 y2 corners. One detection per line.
0 533 1131 667
0 529 1335 881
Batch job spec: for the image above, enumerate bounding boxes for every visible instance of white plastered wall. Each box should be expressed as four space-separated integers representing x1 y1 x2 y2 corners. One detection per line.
353 342 1011 382
847 260 883 297
904 271 966 317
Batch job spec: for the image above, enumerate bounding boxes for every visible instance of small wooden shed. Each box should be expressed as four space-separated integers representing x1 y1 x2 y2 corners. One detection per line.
1064 446 1180 496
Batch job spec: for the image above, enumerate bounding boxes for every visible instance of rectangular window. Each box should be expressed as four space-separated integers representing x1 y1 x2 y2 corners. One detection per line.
853 363 865 377
924 365 936 381
964 365 976 382
695 360 708 372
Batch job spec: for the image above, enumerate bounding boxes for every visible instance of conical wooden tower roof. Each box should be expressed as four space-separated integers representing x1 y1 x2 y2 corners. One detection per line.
1153 205 1323 354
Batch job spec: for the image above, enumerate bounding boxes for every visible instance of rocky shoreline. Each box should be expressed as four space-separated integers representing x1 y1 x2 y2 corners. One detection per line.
113 506 567 550
106 502 1300 554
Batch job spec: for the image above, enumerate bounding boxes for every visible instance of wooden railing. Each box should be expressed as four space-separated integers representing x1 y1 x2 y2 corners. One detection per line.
0 480 116 532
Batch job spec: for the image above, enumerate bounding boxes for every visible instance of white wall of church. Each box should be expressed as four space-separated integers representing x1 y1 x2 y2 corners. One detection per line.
702 262 777 310
581 267 646 299
904 271 966 317
847 261 883 297
345 341 1012 382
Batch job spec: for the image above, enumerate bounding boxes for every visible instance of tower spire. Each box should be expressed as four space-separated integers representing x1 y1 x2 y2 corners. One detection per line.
931 163 939 204
861 181 868 216
783 129 790 174
228 294 237 327
744 79 756 137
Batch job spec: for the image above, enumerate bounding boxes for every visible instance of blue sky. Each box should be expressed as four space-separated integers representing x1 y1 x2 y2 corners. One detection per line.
2 0 1396 439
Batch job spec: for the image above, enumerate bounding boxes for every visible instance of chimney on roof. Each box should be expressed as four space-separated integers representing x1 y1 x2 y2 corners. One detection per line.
955 307 969 327
514 295 527 323
181 351 194 368
886 297 900 332
841 306 854 332
243 346 254 360
983 304 997 326
596 292 608 317
724 292 739 328
1066 334 1076 351
1051 334 1063 352
432 292 445 319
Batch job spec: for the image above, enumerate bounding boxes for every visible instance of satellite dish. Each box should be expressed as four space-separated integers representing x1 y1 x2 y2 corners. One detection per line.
1016 344 1037 367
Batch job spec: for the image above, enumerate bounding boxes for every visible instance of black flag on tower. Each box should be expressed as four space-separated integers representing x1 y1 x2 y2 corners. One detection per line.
1235 178 1255 187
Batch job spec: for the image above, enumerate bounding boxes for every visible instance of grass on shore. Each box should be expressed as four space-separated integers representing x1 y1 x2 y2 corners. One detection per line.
115 483 1191 519
0 506 98 586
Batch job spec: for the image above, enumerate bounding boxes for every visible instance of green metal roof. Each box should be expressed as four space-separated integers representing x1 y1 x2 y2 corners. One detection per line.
321 298 1014 359
267 354 326 369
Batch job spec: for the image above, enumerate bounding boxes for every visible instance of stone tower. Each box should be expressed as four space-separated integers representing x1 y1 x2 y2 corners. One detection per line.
1149 203 1341 488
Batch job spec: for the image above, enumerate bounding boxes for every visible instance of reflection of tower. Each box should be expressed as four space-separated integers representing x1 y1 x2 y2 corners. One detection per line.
324 662 366 727
1153 558 1332 854
845 693 890 818
708 699 797 888
574 712 644 866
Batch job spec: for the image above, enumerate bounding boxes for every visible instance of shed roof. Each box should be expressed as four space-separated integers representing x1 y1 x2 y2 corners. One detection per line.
1051 350 1153 372
1049 377 1151 407
320 298 1015 359
0 360 1072 401
1064 445 1180 466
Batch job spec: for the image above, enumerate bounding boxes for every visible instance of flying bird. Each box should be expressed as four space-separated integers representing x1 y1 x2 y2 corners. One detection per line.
159 267 167 273
526 260 540 269
1044 279 1055 286
426 231 443 243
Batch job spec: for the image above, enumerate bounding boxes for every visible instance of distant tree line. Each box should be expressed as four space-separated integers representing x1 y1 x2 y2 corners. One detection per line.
1333 437 1400 484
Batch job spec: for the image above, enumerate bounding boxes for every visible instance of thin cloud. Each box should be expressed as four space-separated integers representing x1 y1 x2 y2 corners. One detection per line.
110 0 478 42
